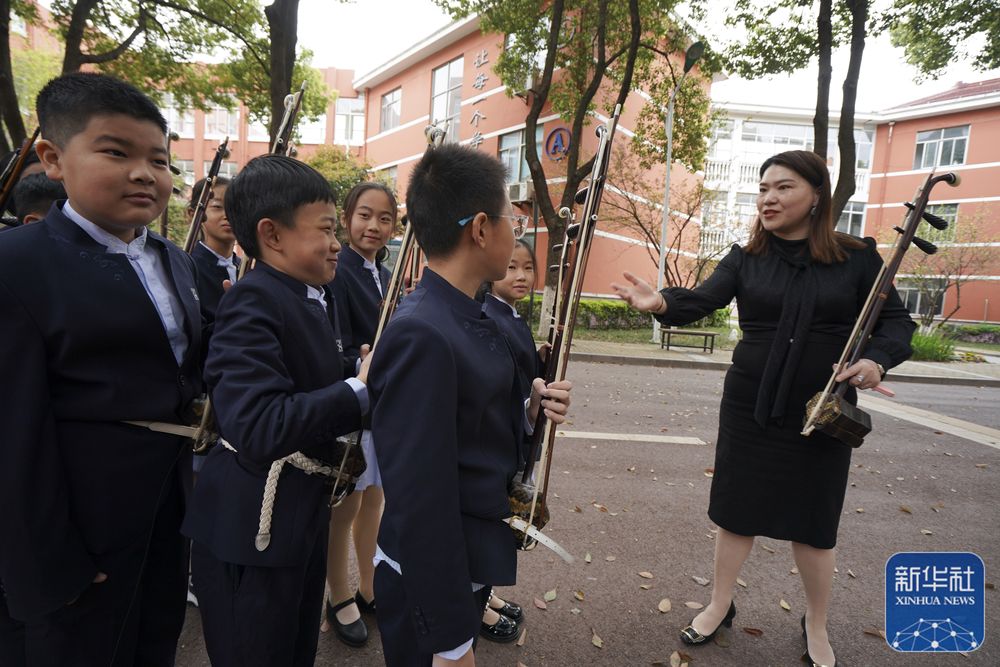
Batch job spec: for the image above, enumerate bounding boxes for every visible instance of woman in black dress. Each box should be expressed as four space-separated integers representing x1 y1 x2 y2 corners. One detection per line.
613 150 915 666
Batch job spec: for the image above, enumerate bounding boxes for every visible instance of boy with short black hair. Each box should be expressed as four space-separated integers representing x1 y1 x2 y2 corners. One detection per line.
188 175 238 321
0 72 203 666
11 172 67 225
182 154 368 667
369 143 572 666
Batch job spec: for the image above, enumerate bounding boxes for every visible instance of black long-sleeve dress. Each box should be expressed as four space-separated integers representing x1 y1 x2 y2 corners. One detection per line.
656 235 915 548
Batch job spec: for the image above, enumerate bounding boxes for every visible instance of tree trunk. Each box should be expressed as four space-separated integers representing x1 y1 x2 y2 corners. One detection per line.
1 0 27 146
264 0 300 145
62 0 100 73
813 0 832 159
832 0 868 220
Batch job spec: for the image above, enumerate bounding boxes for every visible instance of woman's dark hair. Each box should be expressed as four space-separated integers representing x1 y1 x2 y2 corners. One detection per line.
224 155 335 260
341 181 398 236
744 150 865 263
189 175 231 210
405 144 508 258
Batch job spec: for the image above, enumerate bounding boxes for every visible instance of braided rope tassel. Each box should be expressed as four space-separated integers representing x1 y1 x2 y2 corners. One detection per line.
254 451 337 552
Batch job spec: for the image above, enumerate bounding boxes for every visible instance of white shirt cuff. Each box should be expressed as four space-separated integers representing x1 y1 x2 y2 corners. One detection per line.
344 377 369 416
435 638 473 660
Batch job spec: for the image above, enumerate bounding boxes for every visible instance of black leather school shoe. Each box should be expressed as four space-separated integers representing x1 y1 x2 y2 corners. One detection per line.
355 590 376 615
327 598 368 647
479 613 521 643
801 614 840 666
679 601 736 645
491 597 524 623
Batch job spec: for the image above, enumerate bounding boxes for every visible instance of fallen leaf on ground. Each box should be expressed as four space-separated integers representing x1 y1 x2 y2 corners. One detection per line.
790 567 799 574
658 598 672 613
855 508 865 513
848 569 857 578
517 627 527 647
605 555 616 562
899 505 912 514
533 598 547 610
985 582 995 590
692 576 710 586
975 463 988 468
544 589 557 602
593 503 609 513
863 627 886 640
638 571 654 579
570 607 581 614
921 529 934 535
736 577 748 588
591 628 604 648
715 631 730 647
669 651 682 667
684 601 704 609
574 590 585 601
742 627 764 637
574 506 583 513
640 584 652 590
780 599 791 611
585 552 592 563
761 544 775 553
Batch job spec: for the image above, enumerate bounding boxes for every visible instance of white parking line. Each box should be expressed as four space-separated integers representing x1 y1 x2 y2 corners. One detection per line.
859 395 1000 450
903 361 998 381
557 430 706 445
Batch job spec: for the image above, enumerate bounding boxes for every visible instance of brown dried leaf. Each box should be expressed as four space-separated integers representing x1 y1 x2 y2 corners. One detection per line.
855 507 865 513
640 584 652 590
975 463 988 468
684 601 704 609
692 575 710 586
985 582 995 590
742 627 764 637
920 528 934 535
863 627 886 640
517 627 527 647
658 598 672 613
790 567 799 574
584 552 592 563
605 555 616 562
848 569 857 578
899 505 912 514
533 598 547 610
715 631 730 647
591 628 604 648
638 571 654 579
736 577 748 588
574 505 583 513
574 590 585 601
780 599 791 611
594 503 609 513
669 651 682 667
544 588 557 602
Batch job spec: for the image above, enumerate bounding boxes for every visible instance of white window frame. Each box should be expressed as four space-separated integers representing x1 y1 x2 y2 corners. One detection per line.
204 102 240 140
335 97 365 146
430 56 464 142
836 201 865 237
913 125 969 169
380 88 402 133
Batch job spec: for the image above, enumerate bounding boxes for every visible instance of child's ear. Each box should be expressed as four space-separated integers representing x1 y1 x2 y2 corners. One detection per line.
257 218 282 252
34 139 65 182
469 212 490 249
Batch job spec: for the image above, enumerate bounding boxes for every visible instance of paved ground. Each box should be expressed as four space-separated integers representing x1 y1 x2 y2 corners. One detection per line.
177 362 1000 666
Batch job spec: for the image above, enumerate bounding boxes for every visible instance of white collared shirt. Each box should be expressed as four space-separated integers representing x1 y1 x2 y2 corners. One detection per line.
64 202 188 365
198 241 238 284
305 284 328 312
488 293 520 318
362 256 383 296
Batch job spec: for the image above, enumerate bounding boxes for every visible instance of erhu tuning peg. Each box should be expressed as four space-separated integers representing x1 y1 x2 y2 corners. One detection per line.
893 225 906 235
574 187 589 205
922 211 949 230
566 223 581 239
912 236 938 255
169 164 182 176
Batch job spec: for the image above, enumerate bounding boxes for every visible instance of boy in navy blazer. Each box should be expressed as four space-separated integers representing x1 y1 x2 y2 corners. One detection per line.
182 155 369 667
188 175 239 323
0 72 203 667
368 144 572 666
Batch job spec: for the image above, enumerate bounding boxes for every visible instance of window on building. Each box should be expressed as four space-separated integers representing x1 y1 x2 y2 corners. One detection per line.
247 119 270 143
335 97 365 145
734 193 757 226
203 161 238 179
919 203 958 243
497 127 544 184
855 129 873 169
11 15 27 36
431 56 464 142
163 94 196 138
381 166 398 190
913 125 968 169
836 201 865 237
896 278 944 319
205 102 240 139
380 88 402 132
174 159 195 187
298 114 327 145
741 122 813 149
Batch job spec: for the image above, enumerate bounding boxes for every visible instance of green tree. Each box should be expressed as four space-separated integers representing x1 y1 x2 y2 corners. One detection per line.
435 0 717 322
305 146 388 209
888 0 1000 78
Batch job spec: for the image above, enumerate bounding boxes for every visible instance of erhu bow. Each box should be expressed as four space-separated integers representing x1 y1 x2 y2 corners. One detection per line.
270 81 306 156
801 170 961 447
0 127 41 222
183 137 230 254
507 105 622 563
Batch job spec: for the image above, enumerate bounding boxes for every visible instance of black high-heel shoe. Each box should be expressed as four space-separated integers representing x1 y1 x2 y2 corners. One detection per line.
679 601 736 645
801 615 841 667
354 590 376 615
327 598 368 647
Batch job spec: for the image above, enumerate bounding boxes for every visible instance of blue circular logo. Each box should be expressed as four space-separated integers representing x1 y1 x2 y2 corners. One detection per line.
545 128 571 161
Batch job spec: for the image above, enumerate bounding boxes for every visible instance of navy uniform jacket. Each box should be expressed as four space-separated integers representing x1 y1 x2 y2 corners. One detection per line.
329 245 390 366
182 262 363 567
0 204 203 620
369 269 525 654
191 242 241 323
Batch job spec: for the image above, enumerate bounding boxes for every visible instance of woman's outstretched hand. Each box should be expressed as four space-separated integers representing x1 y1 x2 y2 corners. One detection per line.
611 271 666 314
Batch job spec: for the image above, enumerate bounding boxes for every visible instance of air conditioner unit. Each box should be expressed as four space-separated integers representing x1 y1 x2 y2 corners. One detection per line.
508 181 534 204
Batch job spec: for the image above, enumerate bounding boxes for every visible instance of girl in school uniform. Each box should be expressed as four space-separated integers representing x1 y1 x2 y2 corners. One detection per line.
478 237 546 642
323 182 397 648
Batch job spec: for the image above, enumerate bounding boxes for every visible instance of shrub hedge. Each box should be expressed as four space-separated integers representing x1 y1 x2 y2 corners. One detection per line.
910 331 955 361
515 297 731 330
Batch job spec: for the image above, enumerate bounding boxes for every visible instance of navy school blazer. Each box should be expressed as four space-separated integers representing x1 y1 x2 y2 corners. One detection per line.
182 261 363 567
481 294 543 400
0 203 203 620
191 241 241 324
369 268 525 654
329 244 391 367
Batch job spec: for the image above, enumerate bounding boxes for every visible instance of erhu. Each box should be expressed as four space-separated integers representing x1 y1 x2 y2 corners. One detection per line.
0 127 41 223
801 171 961 447
507 105 622 563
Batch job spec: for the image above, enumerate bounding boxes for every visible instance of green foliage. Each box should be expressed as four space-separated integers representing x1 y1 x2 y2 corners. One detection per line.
147 197 190 247
910 331 955 362
515 297 652 329
11 49 60 125
221 48 333 125
692 306 731 329
939 323 1000 345
304 147 387 210
888 0 1000 78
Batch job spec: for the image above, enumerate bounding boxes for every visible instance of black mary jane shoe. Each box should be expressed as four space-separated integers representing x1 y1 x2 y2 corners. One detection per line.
327 598 368 648
479 613 521 643
801 614 840 667
490 597 524 623
354 590 377 615
679 601 736 645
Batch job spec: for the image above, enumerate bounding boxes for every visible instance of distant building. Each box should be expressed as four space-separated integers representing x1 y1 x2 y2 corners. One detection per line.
867 79 1000 323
